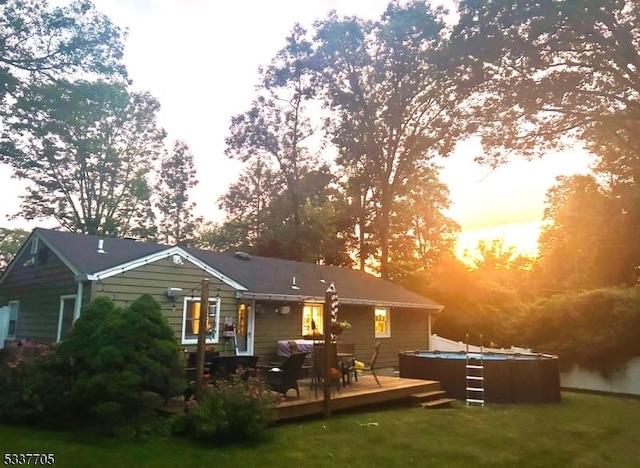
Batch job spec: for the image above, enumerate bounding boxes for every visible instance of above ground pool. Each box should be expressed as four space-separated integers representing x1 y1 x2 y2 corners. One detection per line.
399 350 561 403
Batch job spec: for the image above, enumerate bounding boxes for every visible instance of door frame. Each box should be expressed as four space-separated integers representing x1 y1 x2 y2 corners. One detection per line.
57 294 76 342
235 301 255 355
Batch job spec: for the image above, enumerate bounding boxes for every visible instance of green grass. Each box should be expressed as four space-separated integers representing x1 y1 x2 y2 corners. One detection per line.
2 392 639 467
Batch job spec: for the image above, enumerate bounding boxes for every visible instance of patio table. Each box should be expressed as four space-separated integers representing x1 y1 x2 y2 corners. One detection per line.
276 339 320 357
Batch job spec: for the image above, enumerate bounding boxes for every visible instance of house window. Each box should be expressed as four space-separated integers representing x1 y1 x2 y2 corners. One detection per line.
8 301 19 338
374 307 391 338
302 303 323 336
181 296 220 344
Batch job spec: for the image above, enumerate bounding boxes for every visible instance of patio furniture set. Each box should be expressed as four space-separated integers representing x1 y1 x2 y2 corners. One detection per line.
184 342 381 402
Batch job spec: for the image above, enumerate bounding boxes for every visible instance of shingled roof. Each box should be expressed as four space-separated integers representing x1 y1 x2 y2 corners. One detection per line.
185 248 442 310
4 228 442 311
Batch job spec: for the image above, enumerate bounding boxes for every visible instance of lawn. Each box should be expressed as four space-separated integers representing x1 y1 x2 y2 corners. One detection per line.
1 392 639 468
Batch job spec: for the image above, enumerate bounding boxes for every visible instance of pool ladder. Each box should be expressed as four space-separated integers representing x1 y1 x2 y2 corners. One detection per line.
465 335 485 407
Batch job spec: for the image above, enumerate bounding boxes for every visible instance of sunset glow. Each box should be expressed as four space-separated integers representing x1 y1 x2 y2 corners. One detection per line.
454 221 542 264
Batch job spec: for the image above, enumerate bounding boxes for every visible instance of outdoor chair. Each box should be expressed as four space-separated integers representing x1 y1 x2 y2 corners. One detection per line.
336 342 357 386
312 343 342 397
264 352 308 397
358 342 382 387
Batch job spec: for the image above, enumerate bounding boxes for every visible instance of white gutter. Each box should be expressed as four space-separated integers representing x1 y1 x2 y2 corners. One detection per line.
74 281 84 321
237 291 443 311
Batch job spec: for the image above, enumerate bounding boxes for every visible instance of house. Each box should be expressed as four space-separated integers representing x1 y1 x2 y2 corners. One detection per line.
0 228 443 370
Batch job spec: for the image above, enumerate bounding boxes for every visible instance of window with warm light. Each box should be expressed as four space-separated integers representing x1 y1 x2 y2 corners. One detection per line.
181 296 220 344
302 303 323 336
374 307 390 338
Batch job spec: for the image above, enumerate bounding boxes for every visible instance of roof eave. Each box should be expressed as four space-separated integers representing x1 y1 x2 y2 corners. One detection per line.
237 291 443 311
88 246 248 292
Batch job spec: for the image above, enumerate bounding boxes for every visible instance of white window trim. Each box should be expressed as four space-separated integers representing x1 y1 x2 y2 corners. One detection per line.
374 306 391 338
57 295 77 342
181 296 220 345
302 302 324 336
7 300 19 339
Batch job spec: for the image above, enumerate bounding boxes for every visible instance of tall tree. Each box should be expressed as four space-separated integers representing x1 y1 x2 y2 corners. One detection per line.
536 174 636 289
216 159 280 252
0 227 29 272
448 0 640 164
0 80 165 236
448 0 640 288
156 140 202 246
224 25 352 263
0 0 126 104
387 162 459 280
312 1 463 278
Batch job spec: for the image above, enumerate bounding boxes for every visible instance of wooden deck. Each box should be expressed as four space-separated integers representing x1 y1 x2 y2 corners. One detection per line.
157 375 445 421
273 375 443 421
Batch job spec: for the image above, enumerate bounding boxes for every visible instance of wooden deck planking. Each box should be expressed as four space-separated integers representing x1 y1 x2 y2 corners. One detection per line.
274 376 442 421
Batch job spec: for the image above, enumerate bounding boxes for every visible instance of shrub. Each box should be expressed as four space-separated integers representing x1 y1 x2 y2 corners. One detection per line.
0 341 69 425
522 286 640 376
187 372 278 443
58 294 185 438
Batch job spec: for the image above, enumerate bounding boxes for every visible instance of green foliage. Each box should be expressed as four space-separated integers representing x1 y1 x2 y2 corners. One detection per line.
0 227 29 272
0 341 71 426
187 373 277 443
222 25 354 264
409 253 528 348
156 140 203 246
535 174 640 289
521 286 640 376
0 0 126 101
312 2 463 278
58 294 185 437
1 79 164 237
449 0 640 164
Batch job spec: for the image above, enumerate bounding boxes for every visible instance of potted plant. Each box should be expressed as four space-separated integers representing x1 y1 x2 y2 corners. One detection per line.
330 320 351 336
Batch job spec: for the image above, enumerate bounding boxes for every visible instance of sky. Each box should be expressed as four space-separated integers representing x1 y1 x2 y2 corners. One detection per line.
2 0 594 256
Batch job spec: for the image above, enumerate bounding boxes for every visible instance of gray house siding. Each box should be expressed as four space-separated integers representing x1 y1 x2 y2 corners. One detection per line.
249 301 432 369
1 240 77 342
252 302 305 363
330 306 431 370
88 256 239 348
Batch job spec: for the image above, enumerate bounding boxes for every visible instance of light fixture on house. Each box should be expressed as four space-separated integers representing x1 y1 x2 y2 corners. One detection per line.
166 287 183 298
172 254 184 265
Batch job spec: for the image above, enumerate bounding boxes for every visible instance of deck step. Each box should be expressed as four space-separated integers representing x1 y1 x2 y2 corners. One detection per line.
410 390 446 401
419 398 455 409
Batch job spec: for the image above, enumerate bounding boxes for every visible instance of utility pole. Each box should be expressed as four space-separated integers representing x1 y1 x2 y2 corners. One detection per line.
195 278 209 401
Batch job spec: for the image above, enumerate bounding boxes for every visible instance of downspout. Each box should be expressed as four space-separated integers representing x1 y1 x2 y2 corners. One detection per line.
74 281 84 321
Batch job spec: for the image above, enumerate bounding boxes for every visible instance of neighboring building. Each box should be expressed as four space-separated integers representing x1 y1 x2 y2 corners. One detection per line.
0 228 443 369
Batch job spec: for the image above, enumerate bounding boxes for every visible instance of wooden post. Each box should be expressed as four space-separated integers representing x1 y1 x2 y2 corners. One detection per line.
323 287 333 418
195 278 209 401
